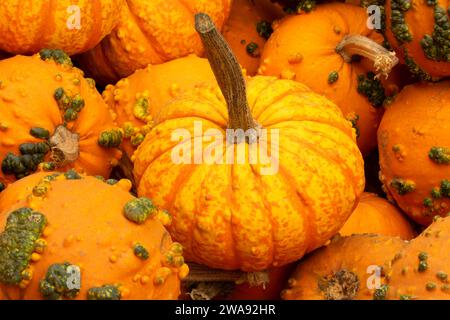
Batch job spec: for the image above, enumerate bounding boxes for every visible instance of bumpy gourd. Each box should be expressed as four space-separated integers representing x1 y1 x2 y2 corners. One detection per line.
223 0 284 75
385 216 450 300
0 0 123 55
259 3 403 155
282 234 407 300
385 0 450 79
0 171 188 300
102 55 217 158
133 14 365 271
0 50 122 187
378 81 450 225
340 192 416 240
77 0 232 86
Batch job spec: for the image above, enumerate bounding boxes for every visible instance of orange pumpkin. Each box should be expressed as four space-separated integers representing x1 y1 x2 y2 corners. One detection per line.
385 216 450 300
259 3 402 155
340 192 416 240
77 0 233 86
102 55 218 158
0 171 188 300
378 81 450 225
133 14 365 271
282 234 407 300
223 0 284 75
0 50 122 186
0 0 123 56
385 0 450 80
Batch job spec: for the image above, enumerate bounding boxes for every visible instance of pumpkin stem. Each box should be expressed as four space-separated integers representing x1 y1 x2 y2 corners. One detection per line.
318 269 360 300
195 13 260 143
335 35 399 79
49 125 80 167
184 263 270 299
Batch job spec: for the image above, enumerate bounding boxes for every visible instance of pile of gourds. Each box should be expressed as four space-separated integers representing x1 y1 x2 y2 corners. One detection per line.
0 0 448 300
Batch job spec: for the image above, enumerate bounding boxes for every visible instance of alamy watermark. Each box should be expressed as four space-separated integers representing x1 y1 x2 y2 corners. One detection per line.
171 121 279 175
367 5 382 30
66 5 81 30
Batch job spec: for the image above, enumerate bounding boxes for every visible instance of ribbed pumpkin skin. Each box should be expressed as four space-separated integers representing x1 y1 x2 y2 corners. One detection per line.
386 216 450 300
385 0 450 79
0 0 122 55
223 0 284 75
134 76 365 271
340 193 416 240
282 234 407 300
0 172 185 300
0 54 121 185
378 81 450 225
103 55 217 158
77 0 232 86
259 3 401 155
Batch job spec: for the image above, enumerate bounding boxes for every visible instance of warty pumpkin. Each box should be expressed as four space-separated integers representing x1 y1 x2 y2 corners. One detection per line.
0 50 122 187
0 171 188 300
76 0 233 86
102 55 218 158
385 0 450 79
378 81 450 225
222 0 284 75
259 3 402 155
133 14 365 271
0 0 123 56
340 192 416 240
281 234 408 300
385 216 450 300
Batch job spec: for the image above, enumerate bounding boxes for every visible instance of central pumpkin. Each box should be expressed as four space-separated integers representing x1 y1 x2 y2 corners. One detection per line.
133 14 365 271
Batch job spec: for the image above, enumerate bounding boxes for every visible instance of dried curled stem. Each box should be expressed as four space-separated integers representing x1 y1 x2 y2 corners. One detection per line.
336 35 399 79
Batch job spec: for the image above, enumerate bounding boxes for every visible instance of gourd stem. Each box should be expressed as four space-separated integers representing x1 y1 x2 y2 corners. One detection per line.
49 125 80 167
184 263 269 287
195 13 259 141
336 35 399 79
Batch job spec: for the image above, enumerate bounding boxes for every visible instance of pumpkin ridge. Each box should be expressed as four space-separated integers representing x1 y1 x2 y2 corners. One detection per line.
34 0 55 53
249 159 276 266
82 0 104 52
278 138 350 228
249 78 279 120
125 2 170 62
228 163 246 268
283 125 362 197
253 88 305 124
276 164 317 254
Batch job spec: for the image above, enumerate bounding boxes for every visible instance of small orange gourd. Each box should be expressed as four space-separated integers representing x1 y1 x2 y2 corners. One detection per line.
282 234 407 300
102 55 217 158
385 216 450 300
0 171 188 300
0 50 122 187
385 0 450 79
340 192 416 240
77 0 232 86
0 0 123 55
378 81 450 225
260 3 402 155
223 0 284 75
